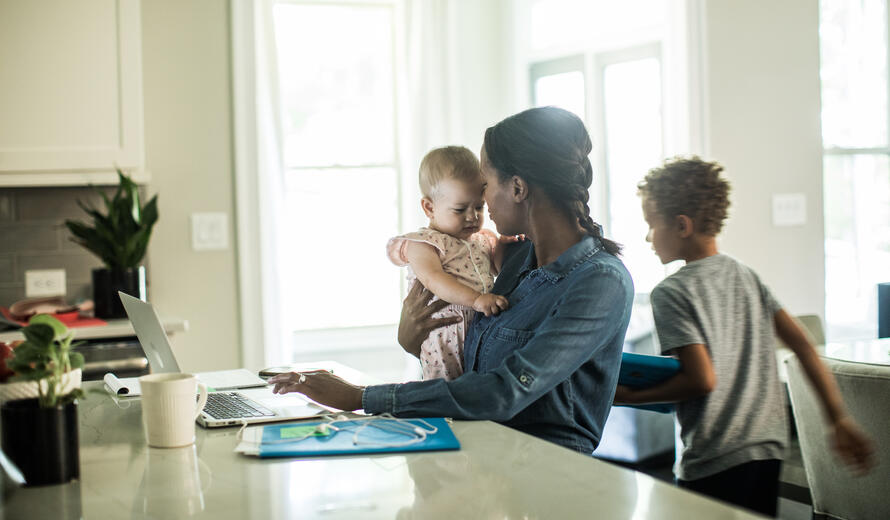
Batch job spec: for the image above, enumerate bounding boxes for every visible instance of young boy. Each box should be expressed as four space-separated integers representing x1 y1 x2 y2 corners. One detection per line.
614 156 873 517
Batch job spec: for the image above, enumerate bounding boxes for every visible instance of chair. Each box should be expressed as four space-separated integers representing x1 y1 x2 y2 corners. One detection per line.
776 314 825 383
777 314 825 348
785 356 890 519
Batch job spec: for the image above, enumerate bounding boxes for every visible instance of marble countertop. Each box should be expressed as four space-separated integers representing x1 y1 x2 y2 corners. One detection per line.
1 371 762 519
0 318 187 343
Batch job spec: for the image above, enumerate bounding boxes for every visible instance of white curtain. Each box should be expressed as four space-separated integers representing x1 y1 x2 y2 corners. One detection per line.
234 0 498 370
232 0 288 369
400 0 481 230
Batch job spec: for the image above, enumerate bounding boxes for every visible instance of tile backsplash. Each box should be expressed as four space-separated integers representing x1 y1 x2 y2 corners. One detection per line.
0 186 130 307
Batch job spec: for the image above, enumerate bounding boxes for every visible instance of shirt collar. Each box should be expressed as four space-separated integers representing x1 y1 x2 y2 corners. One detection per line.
523 236 601 283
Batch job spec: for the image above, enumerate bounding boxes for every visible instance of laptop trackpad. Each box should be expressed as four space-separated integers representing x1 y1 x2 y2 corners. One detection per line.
238 387 325 417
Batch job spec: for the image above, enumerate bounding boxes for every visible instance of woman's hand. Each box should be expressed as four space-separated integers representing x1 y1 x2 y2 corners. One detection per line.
268 370 364 411
398 282 462 358
830 415 875 475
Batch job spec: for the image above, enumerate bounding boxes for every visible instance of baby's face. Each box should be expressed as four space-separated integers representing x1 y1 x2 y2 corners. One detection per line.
427 177 486 240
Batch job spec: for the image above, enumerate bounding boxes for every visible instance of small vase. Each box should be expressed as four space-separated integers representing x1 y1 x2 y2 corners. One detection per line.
92 266 146 319
0 398 80 486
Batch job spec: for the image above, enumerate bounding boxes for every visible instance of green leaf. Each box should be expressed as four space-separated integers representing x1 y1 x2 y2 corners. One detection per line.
67 169 156 269
28 314 69 341
69 351 84 370
9 368 51 382
21 322 55 346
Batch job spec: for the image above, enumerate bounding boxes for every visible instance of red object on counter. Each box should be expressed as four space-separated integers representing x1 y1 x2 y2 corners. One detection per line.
0 307 107 329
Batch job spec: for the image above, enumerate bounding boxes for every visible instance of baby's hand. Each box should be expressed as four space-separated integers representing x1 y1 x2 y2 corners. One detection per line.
498 234 526 244
473 293 509 317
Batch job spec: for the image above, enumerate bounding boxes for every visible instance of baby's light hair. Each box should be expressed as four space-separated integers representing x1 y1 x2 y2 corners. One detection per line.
419 146 482 199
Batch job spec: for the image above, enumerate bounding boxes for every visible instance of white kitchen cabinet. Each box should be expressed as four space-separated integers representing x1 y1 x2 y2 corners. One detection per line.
0 0 145 186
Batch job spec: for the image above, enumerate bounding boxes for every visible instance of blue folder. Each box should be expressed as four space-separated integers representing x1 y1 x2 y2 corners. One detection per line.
257 417 460 458
617 352 682 414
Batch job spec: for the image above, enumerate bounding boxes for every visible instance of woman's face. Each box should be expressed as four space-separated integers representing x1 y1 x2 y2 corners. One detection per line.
480 147 521 236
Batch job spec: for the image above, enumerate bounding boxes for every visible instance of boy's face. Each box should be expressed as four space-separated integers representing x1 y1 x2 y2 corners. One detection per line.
642 198 684 264
423 176 486 240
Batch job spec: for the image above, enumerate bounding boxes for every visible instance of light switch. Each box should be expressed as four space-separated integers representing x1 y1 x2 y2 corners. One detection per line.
772 193 807 227
25 269 66 297
191 212 229 251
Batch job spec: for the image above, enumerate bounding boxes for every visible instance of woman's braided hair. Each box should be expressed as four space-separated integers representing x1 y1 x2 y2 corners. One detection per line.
482 106 621 255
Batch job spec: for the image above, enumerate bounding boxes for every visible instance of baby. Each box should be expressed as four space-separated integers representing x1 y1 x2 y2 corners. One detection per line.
387 146 511 380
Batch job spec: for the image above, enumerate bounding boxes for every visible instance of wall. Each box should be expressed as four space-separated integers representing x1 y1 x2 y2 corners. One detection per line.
702 0 825 318
141 0 240 371
0 187 111 306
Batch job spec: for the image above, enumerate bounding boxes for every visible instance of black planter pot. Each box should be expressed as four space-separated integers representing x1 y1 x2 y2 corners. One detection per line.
0 398 80 486
92 266 146 319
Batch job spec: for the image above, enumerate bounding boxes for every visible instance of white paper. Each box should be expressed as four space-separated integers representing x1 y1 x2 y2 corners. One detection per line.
103 373 142 396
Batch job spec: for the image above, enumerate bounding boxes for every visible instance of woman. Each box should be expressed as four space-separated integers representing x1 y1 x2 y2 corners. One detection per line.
270 107 634 454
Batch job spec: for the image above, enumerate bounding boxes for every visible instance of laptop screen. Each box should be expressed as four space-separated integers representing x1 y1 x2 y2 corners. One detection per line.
119 292 182 374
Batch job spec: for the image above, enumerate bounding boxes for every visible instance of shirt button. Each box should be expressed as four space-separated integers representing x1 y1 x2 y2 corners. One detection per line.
519 375 529 383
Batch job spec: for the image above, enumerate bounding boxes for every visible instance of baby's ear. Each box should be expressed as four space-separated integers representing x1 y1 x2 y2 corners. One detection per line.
420 197 435 218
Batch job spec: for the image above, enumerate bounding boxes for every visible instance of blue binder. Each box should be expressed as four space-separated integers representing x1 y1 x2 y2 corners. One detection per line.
617 352 682 414
257 417 460 458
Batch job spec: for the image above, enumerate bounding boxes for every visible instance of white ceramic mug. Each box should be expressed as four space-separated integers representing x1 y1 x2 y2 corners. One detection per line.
139 373 208 448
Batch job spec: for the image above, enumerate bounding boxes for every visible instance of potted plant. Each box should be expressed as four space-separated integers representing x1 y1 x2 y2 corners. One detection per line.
65 169 158 319
0 315 84 486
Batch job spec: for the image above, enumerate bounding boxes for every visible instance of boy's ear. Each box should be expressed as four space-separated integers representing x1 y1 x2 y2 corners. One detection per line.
511 176 529 202
421 197 435 219
676 215 695 238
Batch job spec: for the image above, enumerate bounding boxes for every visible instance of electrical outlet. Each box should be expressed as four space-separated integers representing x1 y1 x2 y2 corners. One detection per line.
772 193 807 227
191 212 229 251
25 269 67 297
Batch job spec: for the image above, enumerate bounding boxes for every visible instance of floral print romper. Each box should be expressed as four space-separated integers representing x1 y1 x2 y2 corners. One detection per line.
387 227 497 380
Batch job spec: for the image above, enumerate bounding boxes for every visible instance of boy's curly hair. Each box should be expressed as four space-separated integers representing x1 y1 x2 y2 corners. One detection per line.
637 156 731 236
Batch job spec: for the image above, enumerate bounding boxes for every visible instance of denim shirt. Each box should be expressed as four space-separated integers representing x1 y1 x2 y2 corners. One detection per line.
362 236 634 454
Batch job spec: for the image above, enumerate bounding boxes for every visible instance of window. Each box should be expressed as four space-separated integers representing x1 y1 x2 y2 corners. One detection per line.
530 46 667 294
271 1 402 346
820 0 890 340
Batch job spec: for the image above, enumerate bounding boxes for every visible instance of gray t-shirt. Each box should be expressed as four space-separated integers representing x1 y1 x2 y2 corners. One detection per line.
651 254 787 480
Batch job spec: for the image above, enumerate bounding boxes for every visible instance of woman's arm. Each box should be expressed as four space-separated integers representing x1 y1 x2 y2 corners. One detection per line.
363 264 632 421
405 241 507 316
269 370 364 411
613 344 715 405
775 309 874 472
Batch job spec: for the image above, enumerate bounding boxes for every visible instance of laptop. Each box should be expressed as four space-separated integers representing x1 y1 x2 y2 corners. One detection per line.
118 292 326 428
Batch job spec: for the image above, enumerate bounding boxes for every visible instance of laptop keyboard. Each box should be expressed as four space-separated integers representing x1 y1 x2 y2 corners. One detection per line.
203 392 276 420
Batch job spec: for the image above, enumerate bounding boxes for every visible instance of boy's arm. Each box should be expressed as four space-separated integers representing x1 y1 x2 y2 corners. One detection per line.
775 309 874 472
613 344 716 405
404 241 508 315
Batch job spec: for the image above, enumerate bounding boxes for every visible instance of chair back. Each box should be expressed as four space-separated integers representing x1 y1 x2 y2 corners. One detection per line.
786 357 890 520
